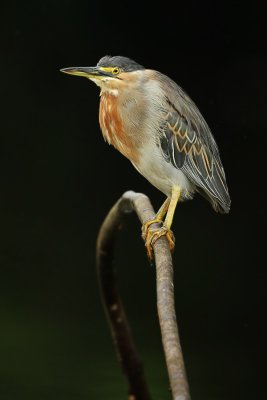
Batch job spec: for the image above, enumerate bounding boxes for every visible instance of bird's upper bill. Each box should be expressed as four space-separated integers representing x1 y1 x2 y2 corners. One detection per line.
60 66 120 81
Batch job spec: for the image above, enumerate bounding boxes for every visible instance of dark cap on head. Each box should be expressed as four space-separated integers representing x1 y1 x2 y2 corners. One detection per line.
97 55 145 72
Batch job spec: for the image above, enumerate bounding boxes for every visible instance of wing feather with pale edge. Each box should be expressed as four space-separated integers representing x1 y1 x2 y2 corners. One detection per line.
157 73 231 213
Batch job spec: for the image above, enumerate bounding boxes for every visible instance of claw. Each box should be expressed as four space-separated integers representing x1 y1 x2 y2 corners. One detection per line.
141 218 163 240
143 224 175 261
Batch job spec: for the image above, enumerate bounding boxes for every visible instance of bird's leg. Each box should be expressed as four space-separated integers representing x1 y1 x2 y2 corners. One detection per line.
143 186 181 260
141 197 170 239
163 186 181 230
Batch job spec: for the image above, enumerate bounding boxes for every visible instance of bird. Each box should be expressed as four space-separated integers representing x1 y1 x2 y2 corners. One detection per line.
61 55 231 259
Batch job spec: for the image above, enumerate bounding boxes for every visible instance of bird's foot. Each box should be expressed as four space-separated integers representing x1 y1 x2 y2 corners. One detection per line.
142 220 175 261
141 218 163 239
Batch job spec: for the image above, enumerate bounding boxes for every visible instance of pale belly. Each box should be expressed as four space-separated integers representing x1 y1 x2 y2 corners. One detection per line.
132 144 195 200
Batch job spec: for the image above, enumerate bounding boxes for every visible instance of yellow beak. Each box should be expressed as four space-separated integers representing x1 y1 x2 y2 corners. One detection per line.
60 66 110 79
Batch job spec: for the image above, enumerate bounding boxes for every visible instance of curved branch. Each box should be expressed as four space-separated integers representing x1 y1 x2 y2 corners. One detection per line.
96 191 190 400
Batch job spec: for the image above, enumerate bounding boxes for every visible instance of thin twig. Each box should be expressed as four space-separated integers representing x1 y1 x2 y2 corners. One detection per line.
96 190 190 400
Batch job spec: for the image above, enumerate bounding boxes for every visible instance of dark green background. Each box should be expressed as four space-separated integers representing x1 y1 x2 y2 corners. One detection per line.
0 1 265 399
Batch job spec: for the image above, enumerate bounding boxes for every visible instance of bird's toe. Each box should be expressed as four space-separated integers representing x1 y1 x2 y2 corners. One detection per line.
143 225 175 261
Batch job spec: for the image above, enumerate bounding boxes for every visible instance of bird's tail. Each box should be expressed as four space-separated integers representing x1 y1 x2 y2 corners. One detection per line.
212 198 231 214
197 186 231 214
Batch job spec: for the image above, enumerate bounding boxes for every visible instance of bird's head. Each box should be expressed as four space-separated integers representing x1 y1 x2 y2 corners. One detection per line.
60 55 145 95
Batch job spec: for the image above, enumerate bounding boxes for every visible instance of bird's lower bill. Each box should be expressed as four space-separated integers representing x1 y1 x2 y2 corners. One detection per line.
60 66 111 80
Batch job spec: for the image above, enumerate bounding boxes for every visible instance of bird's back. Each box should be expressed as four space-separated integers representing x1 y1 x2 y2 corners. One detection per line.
152 71 231 213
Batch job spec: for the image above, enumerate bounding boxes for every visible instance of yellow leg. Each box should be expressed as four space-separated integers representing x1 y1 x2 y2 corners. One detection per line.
141 197 170 239
157 197 171 221
143 186 181 260
164 186 181 229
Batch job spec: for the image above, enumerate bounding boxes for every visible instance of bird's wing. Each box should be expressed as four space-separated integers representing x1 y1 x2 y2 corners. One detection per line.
157 73 231 213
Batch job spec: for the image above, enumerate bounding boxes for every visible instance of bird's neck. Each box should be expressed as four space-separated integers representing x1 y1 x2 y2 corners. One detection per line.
99 92 140 163
99 81 119 97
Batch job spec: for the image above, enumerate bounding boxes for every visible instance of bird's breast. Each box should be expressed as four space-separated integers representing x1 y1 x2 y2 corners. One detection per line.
99 93 139 163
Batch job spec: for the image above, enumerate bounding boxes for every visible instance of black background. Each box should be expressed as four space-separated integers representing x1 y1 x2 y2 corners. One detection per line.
0 1 266 399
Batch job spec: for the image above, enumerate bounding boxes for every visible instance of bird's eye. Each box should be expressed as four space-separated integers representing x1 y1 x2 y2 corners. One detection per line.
112 67 121 75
